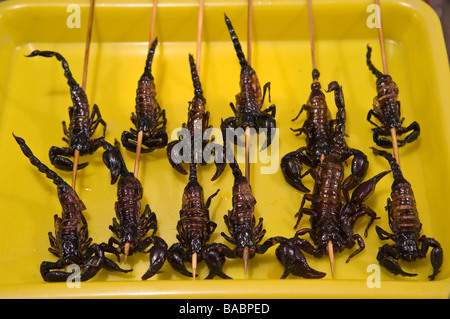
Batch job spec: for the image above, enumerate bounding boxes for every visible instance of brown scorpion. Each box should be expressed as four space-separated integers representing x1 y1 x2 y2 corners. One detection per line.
293 82 390 266
167 54 225 180
372 148 443 280
121 38 168 153
221 158 278 275
13 134 131 282
366 45 420 148
221 14 276 151
100 140 167 280
281 72 346 193
167 162 234 279
26 50 106 171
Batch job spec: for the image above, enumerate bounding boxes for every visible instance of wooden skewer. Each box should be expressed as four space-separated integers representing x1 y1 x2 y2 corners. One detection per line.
242 0 254 278
133 0 158 179
375 0 400 165
72 0 95 189
327 239 335 279
190 0 205 280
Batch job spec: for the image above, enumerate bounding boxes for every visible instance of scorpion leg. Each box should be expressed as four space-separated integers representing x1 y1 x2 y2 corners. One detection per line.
141 130 168 153
142 236 168 280
280 147 314 193
49 146 88 171
345 234 365 263
419 236 443 280
367 109 381 127
167 139 189 175
258 114 276 151
121 130 140 153
167 243 194 278
294 193 314 229
377 244 417 277
373 127 406 148
89 103 107 138
397 121 420 145
203 243 235 279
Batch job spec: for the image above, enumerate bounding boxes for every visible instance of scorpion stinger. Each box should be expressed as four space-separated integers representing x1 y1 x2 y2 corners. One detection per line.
13 134 131 282
100 140 168 280
366 45 420 148
372 148 443 280
26 50 106 172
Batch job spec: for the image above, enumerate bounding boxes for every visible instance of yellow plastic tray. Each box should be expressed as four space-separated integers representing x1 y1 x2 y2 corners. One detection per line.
0 0 449 298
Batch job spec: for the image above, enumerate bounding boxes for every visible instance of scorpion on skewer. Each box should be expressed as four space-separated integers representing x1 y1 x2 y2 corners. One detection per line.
100 140 167 280
167 162 234 279
281 70 345 193
26 50 106 171
221 14 276 152
221 157 278 274
13 134 131 282
167 54 225 180
121 38 168 153
372 148 443 280
366 45 420 148
291 82 390 265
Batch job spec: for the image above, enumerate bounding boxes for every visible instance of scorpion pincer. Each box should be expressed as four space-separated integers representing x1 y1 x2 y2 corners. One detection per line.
26 50 106 171
372 148 443 280
293 82 390 264
13 134 131 282
366 45 420 148
167 162 234 279
281 71 342 193
121 38 168 153
221 14 276 151
100 140 167 280
167 54 225 181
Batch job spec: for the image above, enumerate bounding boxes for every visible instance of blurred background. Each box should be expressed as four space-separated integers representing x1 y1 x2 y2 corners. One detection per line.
426 0 450 63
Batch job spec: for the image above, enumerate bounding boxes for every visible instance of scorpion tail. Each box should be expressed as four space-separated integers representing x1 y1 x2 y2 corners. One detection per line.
189 54 203 98
141 37 158 81
224 14 248 68
228 156 244 179
13 133 68 189
371 147 408 185
188 162 199 183
366 45 383 78
26 50 79 88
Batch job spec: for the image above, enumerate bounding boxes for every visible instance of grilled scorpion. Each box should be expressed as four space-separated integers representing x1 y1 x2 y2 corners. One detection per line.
26 50 106 171
13 134 131 282
167 162 234 279
121 38 168 153
221 14 276 152
281 71 344 193
221 158 278 274
293 82 390 265
167 54 225 180
366 45 420 148
372 148 443 280
100 140 167 280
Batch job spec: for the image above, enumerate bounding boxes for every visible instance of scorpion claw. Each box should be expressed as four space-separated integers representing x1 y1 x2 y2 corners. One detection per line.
377 244 417 278
167 243 195 278
101 140 126 184
275 237 326 279
142 236 168 280
203 243 233 279
49 146 88 171
280 149 312 192
167 140 188 175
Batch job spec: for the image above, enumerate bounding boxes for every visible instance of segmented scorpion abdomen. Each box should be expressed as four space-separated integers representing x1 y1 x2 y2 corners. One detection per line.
135 38 159 133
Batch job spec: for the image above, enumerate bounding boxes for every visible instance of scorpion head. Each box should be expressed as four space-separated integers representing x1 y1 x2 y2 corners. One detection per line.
61 239 82 266
234 225 257 259
396 232 420 262
316 219 344 251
